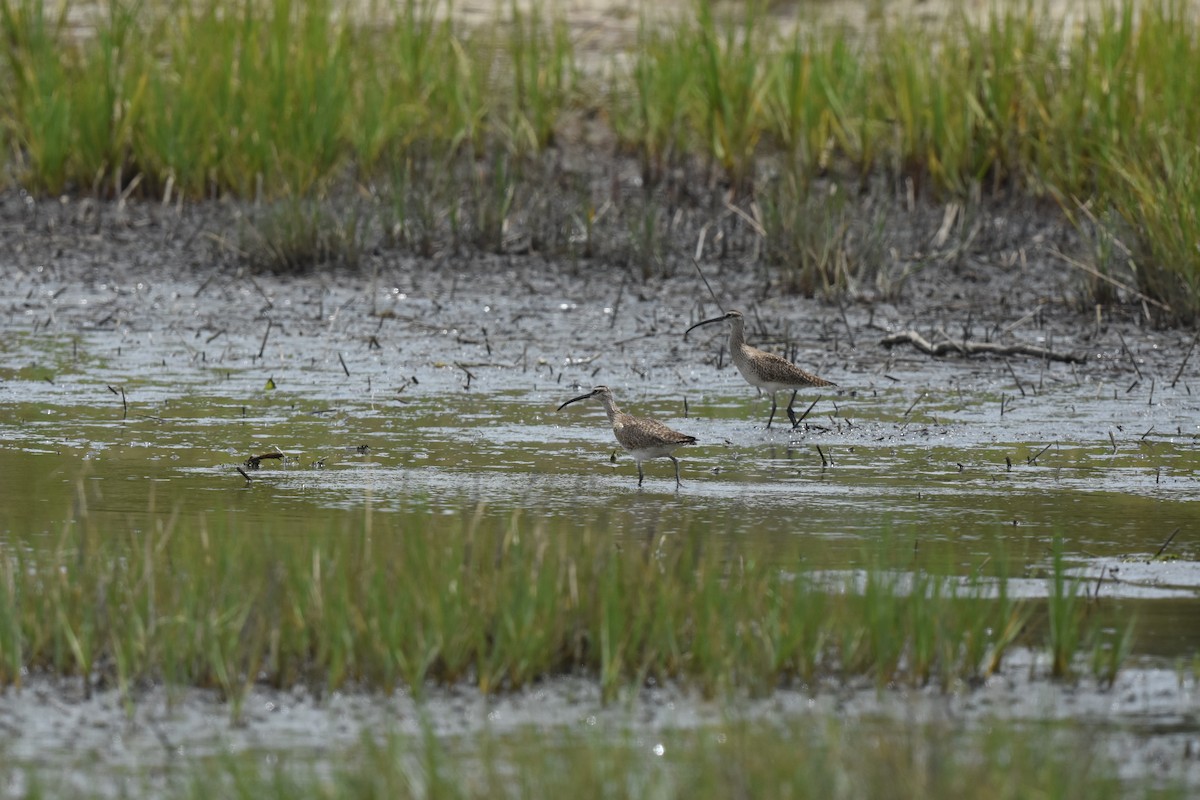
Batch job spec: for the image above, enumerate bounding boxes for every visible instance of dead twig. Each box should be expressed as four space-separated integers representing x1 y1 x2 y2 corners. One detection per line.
880 329 1085 363
1046 245 1170 312
1004 359 1026 397
1092 566 1107 600
257 319 272 359
691 258 724 312
1172 329 1199 388
456 362 476 390
904 393 923 418
1027 442 1053 465
1117 330 1143 380
245 451 284 470
1154 527 1181 559
107 384 127 419
791 396 822 429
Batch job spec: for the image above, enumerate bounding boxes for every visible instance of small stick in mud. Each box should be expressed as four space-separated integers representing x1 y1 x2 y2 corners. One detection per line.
815 445 828 467
1004 359 1026 397
1117 330 1142 380
1109 430 1117 454
1026 442 1052 465
338 352 350 377
609 273 626 329
1171 329 1199 388
257 319 273 359
904 393 923 418
791 396 821 429
1092 566 1107 601
236 466 252 483
1153 527 1181 559
837 296 856 349
690 258 724 310
244 272 273 309
107 384 127 419
456 362 476 390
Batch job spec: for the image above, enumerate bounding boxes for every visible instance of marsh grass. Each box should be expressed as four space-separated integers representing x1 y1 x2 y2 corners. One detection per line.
692 1 771 196
0 0 146 194
758 175 890 298
498 0 576 153
1041 538 1135 684
2 0 1200 311
1100 140 1200 323
617 19 695 187
1046 539 1085 678
0 503 1121 710
239 199 367 274
766 28 852 180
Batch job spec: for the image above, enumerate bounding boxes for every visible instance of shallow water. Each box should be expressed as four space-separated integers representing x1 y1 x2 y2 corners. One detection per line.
4 258 1200 791
4 269 1200 588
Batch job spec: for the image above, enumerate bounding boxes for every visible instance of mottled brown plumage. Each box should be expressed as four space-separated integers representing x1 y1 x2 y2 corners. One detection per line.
558 385 697 488
686 309 835 429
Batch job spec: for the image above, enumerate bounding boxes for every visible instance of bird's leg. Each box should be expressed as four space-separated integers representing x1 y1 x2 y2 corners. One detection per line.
670 455 682 489
637 462 645 486
785 389 800 428
766 392 778 429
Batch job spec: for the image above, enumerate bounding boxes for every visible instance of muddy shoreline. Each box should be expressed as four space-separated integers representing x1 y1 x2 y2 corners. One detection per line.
2 181 1187 375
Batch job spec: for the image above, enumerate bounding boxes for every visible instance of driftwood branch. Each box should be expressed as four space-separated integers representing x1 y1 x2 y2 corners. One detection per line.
880 329 1086 363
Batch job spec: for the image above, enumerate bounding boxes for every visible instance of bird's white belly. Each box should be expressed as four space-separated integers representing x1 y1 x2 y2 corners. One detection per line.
626 445 674 462
733 359 790 392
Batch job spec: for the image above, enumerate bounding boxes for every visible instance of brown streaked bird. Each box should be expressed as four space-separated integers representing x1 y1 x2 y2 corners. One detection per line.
557 385 697 488
685 309 836 430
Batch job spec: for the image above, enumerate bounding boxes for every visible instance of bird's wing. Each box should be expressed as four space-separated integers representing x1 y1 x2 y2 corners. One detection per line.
748 347 836 387
614 416 697 450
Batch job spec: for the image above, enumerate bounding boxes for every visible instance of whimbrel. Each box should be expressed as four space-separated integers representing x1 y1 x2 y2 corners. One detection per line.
685 309 835 429
557 385 697 488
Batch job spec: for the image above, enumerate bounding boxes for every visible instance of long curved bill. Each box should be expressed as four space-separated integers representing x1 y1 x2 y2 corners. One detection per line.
684 315 727 338
557 391 595 411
